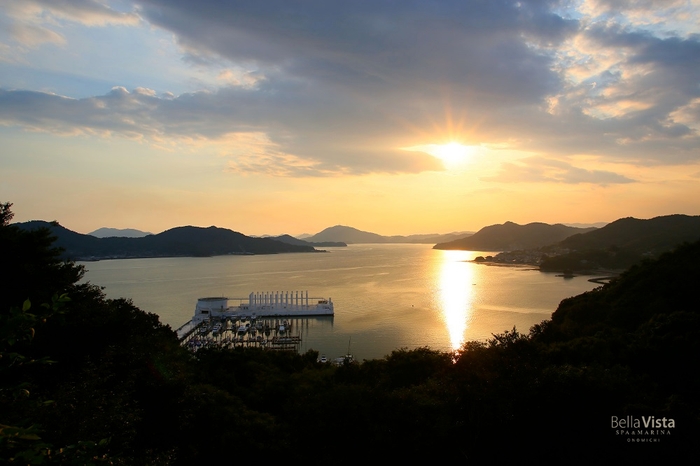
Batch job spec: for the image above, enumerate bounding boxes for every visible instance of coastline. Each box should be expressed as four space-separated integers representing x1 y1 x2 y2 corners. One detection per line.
470 257 621 283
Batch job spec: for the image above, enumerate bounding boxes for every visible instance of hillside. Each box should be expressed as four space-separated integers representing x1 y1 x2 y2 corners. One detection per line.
307 225 383 243
433 221 595 251
540 214 700 271
541 239 700 340
306 225 473 244
559 214 700 253
15 221 318 260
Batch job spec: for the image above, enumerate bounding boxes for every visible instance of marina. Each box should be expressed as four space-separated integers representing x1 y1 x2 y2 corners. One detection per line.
180 315 306 352
176 291 334 353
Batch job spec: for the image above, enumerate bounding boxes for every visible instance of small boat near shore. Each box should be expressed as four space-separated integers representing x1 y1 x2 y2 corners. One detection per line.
332 338 355 366
332 354 355 366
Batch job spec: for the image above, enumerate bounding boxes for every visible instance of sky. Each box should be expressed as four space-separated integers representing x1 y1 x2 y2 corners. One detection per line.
1 0 699 236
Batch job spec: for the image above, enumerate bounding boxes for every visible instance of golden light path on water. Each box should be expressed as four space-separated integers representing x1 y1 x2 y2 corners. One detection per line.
436 250 476 350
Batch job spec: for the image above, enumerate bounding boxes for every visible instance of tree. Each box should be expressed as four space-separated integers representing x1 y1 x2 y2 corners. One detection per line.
1 202 13 226
0 201 110 464
0 203 183 464
0 203 85 315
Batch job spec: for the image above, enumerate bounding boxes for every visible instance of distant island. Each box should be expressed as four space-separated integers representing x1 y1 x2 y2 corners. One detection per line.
266 234 346 248
15 221 319 261
305 225 473 244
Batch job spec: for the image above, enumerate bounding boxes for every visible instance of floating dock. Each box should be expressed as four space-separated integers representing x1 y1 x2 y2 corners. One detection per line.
193 291 333 322
176 291 334 349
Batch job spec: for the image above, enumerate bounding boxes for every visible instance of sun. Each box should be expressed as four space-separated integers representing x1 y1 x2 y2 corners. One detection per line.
402 142 479 168
417 142 478 168
431 143 472 165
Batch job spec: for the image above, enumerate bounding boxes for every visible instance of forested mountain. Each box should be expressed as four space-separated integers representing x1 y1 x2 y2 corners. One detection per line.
559 214 700 253
15 221 317 260
433 221 595 251
540 214 700 271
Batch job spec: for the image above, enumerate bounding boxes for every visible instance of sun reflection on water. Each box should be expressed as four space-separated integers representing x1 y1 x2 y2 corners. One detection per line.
436 250 475 350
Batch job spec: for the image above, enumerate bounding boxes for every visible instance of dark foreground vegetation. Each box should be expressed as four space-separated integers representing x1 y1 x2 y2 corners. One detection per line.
2 202 698 464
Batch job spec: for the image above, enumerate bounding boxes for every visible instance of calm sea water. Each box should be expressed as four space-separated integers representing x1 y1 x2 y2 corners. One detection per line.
79 244 599 361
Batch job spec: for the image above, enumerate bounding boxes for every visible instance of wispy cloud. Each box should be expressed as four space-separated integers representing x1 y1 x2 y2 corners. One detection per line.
483 156 636 185
8 0 140 28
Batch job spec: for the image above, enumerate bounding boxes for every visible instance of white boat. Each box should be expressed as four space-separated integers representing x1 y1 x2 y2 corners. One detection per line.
332 354 355 366
332 338 355 366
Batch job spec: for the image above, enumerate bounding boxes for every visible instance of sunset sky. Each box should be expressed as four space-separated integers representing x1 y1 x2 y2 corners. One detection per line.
1 0 699 236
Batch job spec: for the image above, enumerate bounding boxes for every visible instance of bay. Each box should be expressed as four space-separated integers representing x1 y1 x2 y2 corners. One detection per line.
79 243 600 361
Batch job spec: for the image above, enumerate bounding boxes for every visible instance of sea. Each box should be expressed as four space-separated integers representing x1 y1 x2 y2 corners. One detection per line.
79 243 601 361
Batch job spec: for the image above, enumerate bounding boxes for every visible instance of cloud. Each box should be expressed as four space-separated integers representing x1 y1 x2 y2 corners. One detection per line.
7 0 140 28
1 0 698 176
86 2 700 161
137 0 575 104
483 156 636 185
1 0 140 52
584 0 687 13
669 98 700 133
542 16 700 162
0 86 442 176
579 0 700 36
8 22 66 47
